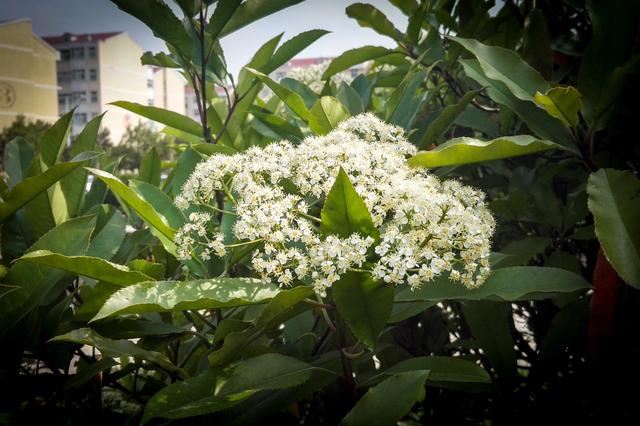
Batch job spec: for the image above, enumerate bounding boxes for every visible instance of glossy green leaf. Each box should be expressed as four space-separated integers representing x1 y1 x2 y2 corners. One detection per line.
207 0 243 40
321 167 377 239
534 86 582 128
460 59 570 146
346 3 404 41
219 0 304 38
395 266 590 302
130 179 185 229
3 137 34 189
385 356 491 387
0 152 98 223
452 36 549 102
86 204 127 259
418 89 482 149
142 353 313 424
38 109 74 167
86 168 175 241
141 51 179 68
111 101 202 137
322 46 394 79
408 135 565 168
17 250 153 286
341 370 429 426
522 8 552 79
245 67 310 120
267 29 330 74
139 146 161 186
333 272 393 349
92 278 280 321
50 327 185 377
309 96 350 135
587 168 640 288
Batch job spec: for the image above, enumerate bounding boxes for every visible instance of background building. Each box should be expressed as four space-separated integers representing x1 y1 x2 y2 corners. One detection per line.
152 67 185 117
0 19 59 130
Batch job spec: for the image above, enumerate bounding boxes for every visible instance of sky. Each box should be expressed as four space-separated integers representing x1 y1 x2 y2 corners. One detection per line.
2 0 408 76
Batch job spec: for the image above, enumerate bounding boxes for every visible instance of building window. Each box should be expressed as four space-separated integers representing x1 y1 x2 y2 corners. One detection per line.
57 71 70 83
58 93 67 104
147 79 153 89
89 69 97 81
90 91 98 103
148 99 154 106
88 46 96 58
72 69 85 81
61 49 71 61
72 47 84 59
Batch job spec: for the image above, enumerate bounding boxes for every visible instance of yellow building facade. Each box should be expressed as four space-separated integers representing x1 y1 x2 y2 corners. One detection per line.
0 19 60 130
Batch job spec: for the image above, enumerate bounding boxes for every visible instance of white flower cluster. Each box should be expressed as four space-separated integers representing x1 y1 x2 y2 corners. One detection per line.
175 113 495 295
282 61 353 93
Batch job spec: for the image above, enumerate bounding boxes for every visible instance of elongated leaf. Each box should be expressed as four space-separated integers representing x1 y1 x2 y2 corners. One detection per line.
385 356 491 387
309 96 350 135
0 152 98 223
534 86 582 128
111 0 192 59
587 169 640 288
86 168 175 240
341 370 429 426
418 89 482 148
321 167 377 239
346 3 404 41
111 101 202 137
0 216 95 334
18 250 153 286
323 46 394 79
93 278 279 321
267 29 330 74
333 272 393 349
141 51 179 68
460 59 570 146
139 146 161 186
408 135 565 168
50 328 185 377
452 36 549 102
207 0 243 40
61 113 104 217
3 137 34 189
38 109 74 167
219 0 304 37
130 180 185 229
245 68 310 120
396 266 590 302
522 8 552 79
142 353 313 424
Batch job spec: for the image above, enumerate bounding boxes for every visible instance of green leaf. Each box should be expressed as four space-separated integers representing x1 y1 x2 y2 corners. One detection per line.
451 36 549 102
418 89 482 148
322 46 394 80
462 301 516 379
111 0 193 59
0 216 95 334
207 0 243 40
130 179 185 229
38 109 74 167
266 29 330 74
522 8 552 79
244 68 310 120
395 266 590 302
308 96 350 135
408 135 565 168
591 54 640 131
587 169 640 288
385 356 491 387
139 146 161 186
86 168 175 241
341 370 429 426
336 82 365 115
111 101 202 137
219 0 304 37
141 51 179 68
61 113 104 217
92 278 280 321
3 137 34 189
333 272 393 349
50 327 185 377
578 0 640 122
321 167 378 239
491 237 551 269
170 147 202 198
86 204 127 259
142 353 313 424
346 3 404 41
459 59 570 145
534 86 582 128
0 152 98 223
208 286 313 366
17 250 153 286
